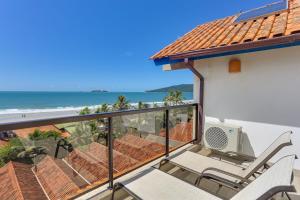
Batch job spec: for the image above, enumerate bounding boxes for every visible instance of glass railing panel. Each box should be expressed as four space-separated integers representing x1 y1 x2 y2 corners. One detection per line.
9 119 109 200
168 105 196 150
0 103 197 199
112 111 166 178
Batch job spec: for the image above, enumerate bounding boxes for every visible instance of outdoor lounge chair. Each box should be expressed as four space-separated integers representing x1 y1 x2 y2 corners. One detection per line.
159 131 293 189
112 155 296 200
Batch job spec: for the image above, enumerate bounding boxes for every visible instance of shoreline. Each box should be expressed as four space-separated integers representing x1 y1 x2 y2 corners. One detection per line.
0 100 194 124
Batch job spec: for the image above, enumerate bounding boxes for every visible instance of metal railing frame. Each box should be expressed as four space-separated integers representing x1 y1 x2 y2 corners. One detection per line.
0 103 200 193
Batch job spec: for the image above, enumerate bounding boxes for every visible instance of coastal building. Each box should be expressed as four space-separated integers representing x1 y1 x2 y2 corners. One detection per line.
0 0 300 199
152 0 300 169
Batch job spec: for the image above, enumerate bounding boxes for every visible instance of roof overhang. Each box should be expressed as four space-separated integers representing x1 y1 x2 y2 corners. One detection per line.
154 33 300 67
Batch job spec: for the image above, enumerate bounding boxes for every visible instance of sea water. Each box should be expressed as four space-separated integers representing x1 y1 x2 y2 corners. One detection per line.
0 91 193 114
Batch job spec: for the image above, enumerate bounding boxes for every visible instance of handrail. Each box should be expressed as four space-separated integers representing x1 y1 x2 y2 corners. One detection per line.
0 102 199 198
0 103 198 131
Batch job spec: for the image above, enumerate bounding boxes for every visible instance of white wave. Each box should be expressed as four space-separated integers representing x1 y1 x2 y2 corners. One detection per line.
0 106 97 115
0 100 194 115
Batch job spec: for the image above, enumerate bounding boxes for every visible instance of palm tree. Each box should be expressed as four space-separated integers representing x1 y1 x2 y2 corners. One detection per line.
79 107 91 115
172 90 184 105
29 129 61 141
164 90 184 106
113 96 130 110
95 103 110 113
138 101 149 109
111 96 131 139
94 103 111 144
66 122 95 148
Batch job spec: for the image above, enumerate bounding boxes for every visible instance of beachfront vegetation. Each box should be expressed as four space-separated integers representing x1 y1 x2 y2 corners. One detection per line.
113 96 130 110
95 103 110 113
138 101 149 109
67 122 95 147
29 129 62 141
164 90 184 106
79 107 91 115
0 138 24 167
0 129 65 167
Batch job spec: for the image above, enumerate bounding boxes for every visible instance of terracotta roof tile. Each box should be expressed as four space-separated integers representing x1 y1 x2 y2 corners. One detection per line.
0 162 47 200
270 12 288 37
160 122 193 143
53 159 89 188
12 162 48 200
0 134 177 200
0 162 24 200
83 142 138 173
242 18 264 42
231 21 254 44
35 156 80 200
152 0 300 60
254 15 276 41
113 135 165 162
66 149 109 183
286 6 300 34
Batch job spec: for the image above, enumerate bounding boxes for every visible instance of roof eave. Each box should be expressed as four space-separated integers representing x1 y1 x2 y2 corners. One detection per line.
153 33 300 66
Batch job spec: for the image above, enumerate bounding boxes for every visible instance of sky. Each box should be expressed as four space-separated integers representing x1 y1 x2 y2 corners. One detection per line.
0 0 277 92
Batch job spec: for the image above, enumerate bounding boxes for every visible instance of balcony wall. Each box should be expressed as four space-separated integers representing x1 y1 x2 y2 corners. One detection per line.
193 45 300 169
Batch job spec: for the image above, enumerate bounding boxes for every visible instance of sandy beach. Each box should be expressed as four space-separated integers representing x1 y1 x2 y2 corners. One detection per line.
0 100 194 124
0 109 80 124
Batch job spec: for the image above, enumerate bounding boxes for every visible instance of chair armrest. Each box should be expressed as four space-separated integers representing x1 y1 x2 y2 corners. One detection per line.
201 167 251 184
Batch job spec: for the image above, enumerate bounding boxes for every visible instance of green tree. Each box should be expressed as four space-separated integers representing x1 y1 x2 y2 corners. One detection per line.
137 101 149 109
113 96 130 111
111 96 131 139
94 104 111 144
79 107 91 115
0 138 26 167
29 129 61 141
67 122 94 147
164 90 184 106
95 103 110 113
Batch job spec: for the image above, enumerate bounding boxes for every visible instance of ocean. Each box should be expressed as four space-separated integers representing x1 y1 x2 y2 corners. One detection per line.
0 91 193 114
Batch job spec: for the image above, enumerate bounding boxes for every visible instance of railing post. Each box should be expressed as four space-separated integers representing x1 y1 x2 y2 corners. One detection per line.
195 104 199 143
107 117 114 189
165 109 169 157
198 73 205 143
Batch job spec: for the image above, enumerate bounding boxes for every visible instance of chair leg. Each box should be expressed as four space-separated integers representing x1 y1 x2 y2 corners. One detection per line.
195 176 203 186
111 183 123 200
285 192 292 200
158 159 169 169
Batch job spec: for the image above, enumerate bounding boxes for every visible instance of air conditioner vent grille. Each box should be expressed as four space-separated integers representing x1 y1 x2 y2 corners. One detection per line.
205 127 228 150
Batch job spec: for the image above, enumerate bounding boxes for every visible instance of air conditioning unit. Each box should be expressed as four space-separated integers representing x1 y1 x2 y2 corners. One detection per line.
204 122 242 153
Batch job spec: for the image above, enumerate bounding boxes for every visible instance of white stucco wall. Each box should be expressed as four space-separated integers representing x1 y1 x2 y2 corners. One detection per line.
193 46 300 169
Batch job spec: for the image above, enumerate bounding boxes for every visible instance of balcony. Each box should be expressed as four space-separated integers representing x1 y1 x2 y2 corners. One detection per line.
1 102 300 200
0 103 198 200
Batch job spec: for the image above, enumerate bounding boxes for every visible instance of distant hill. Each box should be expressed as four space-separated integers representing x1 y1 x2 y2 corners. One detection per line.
146 84 193 92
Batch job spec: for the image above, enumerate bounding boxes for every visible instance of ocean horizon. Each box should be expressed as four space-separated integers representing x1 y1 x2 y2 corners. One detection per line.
0 91 193 114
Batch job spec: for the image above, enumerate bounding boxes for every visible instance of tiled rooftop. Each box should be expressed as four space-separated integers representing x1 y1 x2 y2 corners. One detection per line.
0 162 47 200
0 121 192 200
35 156 80 200
152 0 300 60
161 122 193 143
